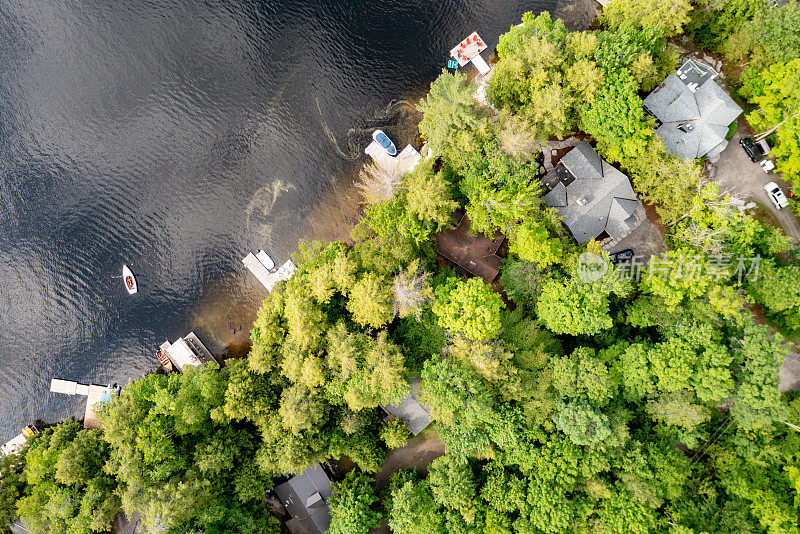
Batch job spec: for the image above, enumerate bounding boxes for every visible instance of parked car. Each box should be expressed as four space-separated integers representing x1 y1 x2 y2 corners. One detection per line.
764 181 789 209
609 249 634 264
740 137 770 162
760 159 776 173
372 129 397 156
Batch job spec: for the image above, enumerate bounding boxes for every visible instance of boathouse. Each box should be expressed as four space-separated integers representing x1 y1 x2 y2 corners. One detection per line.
159 332 217 372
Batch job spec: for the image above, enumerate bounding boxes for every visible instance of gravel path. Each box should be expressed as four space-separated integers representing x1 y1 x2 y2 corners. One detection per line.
373 433 445 492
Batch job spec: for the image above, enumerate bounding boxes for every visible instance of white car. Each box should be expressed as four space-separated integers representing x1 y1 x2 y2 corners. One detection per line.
764 181 789 209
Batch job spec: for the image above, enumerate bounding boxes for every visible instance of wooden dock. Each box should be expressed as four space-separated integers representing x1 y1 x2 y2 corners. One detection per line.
364 143 423 176
83 385 113 429
49 379 119 429
242 252 297 292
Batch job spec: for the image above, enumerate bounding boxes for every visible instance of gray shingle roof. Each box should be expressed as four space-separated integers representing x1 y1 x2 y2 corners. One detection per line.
275 463 332 534
643 59 742 159
543 141 642 244
381 377 431 436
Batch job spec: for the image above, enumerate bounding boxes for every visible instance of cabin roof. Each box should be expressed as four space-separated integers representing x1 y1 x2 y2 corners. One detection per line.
435 212 505 283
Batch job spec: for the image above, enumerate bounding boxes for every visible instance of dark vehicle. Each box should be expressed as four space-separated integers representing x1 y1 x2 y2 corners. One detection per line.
740 137 770 162
609 249 634 264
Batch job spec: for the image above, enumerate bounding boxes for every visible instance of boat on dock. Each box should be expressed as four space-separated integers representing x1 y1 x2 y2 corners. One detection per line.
256 249 275 270
372 130 397 156
242 251 297 291
122 264 137 294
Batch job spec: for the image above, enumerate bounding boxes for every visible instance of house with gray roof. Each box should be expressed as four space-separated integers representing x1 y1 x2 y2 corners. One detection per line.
643 59 742 159
274 463 333 534
543 141 644 246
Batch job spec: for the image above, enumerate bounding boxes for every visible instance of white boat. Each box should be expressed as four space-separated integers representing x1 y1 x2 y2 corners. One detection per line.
122 264 138 295
256 250 275 271
372 130 397 156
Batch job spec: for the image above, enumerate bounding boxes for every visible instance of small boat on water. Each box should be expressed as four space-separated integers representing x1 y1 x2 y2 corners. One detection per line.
122 264 137 295
372 129 397 156
157 349 173 371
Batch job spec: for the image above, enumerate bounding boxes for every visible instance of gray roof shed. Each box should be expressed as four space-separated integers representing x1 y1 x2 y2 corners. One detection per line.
381 377 431 436
274 463 333 534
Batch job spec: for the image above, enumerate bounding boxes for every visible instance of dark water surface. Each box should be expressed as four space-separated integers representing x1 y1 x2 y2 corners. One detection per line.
0 0 590 440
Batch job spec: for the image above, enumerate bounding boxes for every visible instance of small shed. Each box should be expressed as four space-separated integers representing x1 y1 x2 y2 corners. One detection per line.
435 212 505 283
274 463 333 534
381 377 431 436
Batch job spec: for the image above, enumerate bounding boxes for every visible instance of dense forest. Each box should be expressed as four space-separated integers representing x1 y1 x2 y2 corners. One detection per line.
2 1 800 533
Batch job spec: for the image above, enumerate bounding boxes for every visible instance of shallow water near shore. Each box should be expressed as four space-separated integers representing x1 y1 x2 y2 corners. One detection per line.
0 0 593 440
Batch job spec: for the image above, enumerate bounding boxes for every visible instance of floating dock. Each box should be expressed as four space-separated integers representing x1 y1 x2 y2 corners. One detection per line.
49 379 120 429
1 433 28 456
159 332 218 372
242 250 297 291
364 142 423 176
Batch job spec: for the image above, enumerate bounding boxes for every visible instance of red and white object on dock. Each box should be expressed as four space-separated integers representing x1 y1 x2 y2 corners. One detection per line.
449 31 490 75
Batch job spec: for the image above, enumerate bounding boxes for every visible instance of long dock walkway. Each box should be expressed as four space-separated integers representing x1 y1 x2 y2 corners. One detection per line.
49 379 119 429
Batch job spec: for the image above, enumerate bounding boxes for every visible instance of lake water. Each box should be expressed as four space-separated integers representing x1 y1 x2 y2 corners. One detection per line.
0 0 591 441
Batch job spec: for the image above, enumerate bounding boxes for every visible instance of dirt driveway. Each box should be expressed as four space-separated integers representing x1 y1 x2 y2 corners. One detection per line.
373 432 445 492
713 129 800 242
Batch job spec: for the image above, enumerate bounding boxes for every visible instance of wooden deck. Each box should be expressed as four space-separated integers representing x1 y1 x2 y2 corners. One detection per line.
435 212 506 283
83 385 109 429
364 142 423 176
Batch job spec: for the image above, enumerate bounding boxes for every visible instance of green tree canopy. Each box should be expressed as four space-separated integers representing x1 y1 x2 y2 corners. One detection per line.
432 277 505 341
418 70 482 158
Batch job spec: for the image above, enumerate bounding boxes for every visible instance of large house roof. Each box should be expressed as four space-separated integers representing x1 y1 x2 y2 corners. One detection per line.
274 463 332 534
543 141 641 244
643 59 742 159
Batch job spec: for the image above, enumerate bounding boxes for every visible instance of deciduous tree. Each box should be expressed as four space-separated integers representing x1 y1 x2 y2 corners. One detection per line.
432 277 505 341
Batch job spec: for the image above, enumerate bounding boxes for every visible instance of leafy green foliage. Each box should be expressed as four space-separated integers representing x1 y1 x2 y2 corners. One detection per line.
489 13 596 140
722 1 800 70
0 450 26 528
388 478 444 534
600 0 692 37
418 70 482 158
16 422 120 534
432 277 505 341
509 219 563 266
329 471 382 534
458 146 542 234
98 365 278 533
380 418 410 449
553 399 612 446
535 264 632 336
580 70 654 163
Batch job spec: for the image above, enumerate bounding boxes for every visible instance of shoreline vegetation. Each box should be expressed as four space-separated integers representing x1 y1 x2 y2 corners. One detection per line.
4 2 800 533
